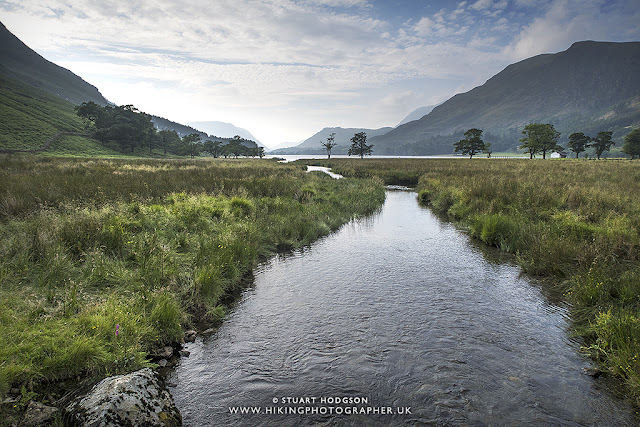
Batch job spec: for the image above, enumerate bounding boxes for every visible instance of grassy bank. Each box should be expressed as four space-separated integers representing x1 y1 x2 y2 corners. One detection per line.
0 156 385 418
306 157 640 403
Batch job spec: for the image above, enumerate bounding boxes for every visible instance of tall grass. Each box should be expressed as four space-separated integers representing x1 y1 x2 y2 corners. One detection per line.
308 157 640 404
0 156 385 409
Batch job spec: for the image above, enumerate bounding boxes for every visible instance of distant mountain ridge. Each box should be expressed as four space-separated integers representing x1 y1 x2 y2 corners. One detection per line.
271 126 393 154
396 105 438 127
151 116 208 139
188 121 264 147
152 117 258 149
372 41 640 155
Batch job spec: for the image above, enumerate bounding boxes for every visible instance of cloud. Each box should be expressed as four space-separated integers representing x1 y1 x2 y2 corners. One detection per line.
305 0 371 7
512 0 550 7
412 16 435 37
504 0 640 60
470 0 493 11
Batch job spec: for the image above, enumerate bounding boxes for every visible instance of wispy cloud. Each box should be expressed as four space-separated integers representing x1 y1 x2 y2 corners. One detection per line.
504 0 640 60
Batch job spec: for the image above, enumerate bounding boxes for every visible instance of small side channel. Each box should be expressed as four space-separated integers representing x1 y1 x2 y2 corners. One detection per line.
305 165 344 179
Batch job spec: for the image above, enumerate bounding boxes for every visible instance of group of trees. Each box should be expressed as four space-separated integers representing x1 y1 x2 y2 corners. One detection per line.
194 134 265 159
75 102 157 153
518 123 562 159
567 131 615 159
454 122 640 159
319 131 374 158
75 102 264 158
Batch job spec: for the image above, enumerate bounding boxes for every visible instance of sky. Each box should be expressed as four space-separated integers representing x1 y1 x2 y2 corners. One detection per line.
1 0 639 148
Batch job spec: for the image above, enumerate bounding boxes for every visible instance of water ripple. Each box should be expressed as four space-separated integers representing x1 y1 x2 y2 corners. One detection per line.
170 191 637 426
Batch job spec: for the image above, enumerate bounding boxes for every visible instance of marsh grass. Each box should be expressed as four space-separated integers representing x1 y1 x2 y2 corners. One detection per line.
308 157 640 404
0 156 385 407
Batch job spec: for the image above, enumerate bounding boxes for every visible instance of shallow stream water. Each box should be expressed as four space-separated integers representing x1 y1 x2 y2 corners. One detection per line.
169 190 637 426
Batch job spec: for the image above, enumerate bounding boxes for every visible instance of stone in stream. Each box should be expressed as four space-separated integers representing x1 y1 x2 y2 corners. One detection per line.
21 400 58 426
65 368 181 426
184 330 197 343
153 346 174 359
583 367 604 378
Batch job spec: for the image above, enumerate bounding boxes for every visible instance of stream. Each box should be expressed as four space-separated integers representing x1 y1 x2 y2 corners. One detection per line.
168 189 637 426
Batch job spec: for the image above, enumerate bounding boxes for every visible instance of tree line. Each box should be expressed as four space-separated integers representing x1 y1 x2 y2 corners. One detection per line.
75 102 265 158
454 123 640 159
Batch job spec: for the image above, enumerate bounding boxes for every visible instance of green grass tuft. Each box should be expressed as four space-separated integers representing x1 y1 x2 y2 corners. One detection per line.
0 156 385 405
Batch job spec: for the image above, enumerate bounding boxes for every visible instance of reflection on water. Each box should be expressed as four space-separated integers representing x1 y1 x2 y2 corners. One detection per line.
305 166 344 179
169 191 637 426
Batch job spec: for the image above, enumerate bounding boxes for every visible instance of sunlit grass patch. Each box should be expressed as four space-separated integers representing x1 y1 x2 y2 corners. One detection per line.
0 156 385 402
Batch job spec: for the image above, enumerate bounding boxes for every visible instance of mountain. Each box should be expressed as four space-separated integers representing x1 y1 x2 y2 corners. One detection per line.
269 141 301 150
372 41 640 155
0 22 108 106
271 126 393 154
396 105 438 127
0 22 256 154
0 22 119 155
187 121 264 147
152 116 208 139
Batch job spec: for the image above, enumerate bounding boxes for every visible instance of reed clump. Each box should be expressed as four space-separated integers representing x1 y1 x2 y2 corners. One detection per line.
0 156 385 405
310 157 640 404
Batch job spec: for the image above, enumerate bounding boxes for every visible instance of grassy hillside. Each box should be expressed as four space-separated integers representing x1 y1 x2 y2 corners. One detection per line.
0 72 80 149
0 73 135 157
0 73 83 149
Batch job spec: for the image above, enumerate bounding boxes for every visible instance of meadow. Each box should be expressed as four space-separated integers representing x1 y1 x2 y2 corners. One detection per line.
304 157 640 404
0 156 385 415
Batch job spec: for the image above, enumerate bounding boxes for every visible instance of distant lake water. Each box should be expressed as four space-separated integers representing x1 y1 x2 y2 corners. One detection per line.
268 154 458 162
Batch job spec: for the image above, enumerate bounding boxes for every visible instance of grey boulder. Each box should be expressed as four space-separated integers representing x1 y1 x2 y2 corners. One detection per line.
66 368 181 426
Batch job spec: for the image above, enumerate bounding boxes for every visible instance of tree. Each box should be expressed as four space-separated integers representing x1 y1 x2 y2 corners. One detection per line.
567 132 591 158
590 131 614 159
519 123 561 159
347 132 373 158
226 137 249 158
146 131 160 154
320 132 337 159
622 128 640 159
75 103 155 153
182 133 202 158
454 128 485 159
203 140 223 158
75 101 104 128
158 130 181 156
483 142 492 158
